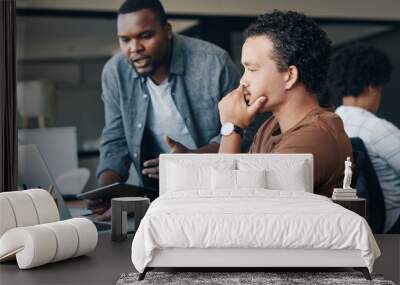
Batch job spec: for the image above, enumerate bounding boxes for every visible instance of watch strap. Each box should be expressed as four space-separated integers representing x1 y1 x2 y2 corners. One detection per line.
233 125 244 137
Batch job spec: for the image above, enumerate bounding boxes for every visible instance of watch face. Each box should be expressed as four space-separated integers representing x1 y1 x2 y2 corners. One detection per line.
221 122 234 136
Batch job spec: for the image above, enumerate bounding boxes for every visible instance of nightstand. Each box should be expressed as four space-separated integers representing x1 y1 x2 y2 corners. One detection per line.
331 198 366 218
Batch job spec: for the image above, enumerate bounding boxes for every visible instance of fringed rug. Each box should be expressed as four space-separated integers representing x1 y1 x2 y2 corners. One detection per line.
117 271 395 285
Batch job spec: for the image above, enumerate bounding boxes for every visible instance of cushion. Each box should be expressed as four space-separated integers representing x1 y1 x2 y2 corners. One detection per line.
166 159 235 192
211 168 267 191
0 189 60 238
211 168 236 190
236 169 267 188
24 189 60 223
0 196 17 237
238 159 309 192
266 163 308 191
167 162 211 191
64 218 98 257
0 218 97 269
42 222 78 262
1 191 39 228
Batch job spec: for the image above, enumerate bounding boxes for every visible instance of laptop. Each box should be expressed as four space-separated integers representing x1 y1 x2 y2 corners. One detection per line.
18 144 111 231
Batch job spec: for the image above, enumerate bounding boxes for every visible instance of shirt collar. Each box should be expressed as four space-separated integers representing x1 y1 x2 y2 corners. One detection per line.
336 105 372 114
169 34 184 76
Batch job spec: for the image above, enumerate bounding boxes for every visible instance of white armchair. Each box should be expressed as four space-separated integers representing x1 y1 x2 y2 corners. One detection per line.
0 189 97 269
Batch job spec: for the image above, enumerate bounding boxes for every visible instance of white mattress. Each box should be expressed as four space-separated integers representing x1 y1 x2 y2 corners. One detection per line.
131 190 380 273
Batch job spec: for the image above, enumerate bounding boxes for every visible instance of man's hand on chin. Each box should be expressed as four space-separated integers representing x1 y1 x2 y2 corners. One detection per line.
218 84 267 128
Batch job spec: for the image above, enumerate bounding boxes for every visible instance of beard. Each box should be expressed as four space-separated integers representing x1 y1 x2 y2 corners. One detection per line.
128 57 157 77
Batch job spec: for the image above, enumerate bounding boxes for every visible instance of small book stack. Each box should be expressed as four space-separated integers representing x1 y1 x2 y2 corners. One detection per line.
332 188 358 200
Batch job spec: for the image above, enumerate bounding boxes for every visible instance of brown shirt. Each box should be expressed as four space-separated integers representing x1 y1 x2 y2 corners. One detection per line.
250 107 352 197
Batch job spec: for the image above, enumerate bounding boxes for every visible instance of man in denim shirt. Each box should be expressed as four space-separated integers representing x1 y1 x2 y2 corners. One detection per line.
92 0 243 219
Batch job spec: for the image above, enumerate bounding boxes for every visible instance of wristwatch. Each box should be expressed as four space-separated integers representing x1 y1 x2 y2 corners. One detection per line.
220 122 244 137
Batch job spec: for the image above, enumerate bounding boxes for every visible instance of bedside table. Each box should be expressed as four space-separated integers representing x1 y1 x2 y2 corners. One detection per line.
331 198 366 218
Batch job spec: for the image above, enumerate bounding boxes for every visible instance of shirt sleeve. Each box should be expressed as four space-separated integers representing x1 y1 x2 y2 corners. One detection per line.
207 52 241 146
370 118 400 176
96 63 132 182
208 133 221 145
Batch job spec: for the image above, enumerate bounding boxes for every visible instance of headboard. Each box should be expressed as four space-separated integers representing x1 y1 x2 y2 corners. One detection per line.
159 154 313 196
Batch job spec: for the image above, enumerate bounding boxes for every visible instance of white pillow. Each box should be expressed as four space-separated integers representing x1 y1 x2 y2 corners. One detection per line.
167 163 210 191
211 168 267 190
237 169 267 189
238 159 309 192
211 168 236 190
166 160 235 192
266 162 307 191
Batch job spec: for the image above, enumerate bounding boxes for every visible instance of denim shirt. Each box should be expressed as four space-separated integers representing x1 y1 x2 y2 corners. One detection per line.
97 34 246 187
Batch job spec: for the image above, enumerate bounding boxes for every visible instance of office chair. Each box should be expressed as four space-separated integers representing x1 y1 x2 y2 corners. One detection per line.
350 150 361 190
350 137 386 233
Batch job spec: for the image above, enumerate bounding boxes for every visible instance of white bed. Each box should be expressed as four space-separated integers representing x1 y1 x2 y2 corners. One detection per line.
131 154 380 280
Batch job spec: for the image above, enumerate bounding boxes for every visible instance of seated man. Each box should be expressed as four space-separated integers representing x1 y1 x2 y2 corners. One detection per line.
218 10 352 197
326 44 400 233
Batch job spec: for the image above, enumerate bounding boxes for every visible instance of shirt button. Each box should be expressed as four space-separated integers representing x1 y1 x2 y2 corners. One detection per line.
137 123 142 128
133 152 138 158
143 94 148 99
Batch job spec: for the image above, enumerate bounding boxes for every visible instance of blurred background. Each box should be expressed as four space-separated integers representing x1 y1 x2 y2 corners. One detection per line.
15 0 400 194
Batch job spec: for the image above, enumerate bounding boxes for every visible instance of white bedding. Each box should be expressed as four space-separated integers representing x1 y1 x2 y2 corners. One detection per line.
131 190 380 273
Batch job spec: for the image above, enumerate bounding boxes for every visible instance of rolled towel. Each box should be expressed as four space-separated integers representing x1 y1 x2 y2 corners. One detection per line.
0 218 98 269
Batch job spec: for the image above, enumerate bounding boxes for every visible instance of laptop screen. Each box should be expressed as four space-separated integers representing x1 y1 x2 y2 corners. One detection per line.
18 144 71 220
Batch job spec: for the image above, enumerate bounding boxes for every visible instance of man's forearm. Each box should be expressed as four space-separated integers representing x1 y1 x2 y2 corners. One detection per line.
98 170 122 186
193 142 220 153
218 134 242 153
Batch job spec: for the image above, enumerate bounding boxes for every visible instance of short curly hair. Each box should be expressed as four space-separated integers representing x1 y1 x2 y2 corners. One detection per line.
244 10 331 95
326 44 393 100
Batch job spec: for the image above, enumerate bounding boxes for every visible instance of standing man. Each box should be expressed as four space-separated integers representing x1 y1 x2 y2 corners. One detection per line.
327 44 399 233
93 0 242 219
218 11 352 197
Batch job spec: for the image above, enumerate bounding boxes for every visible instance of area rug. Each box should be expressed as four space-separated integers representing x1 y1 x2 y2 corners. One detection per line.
116 271 396 285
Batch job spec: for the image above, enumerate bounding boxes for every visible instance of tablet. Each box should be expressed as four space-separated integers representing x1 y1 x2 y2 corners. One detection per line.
76 183 158 201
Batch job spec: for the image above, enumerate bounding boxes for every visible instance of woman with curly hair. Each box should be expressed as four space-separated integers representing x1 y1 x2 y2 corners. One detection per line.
329 44 400 233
